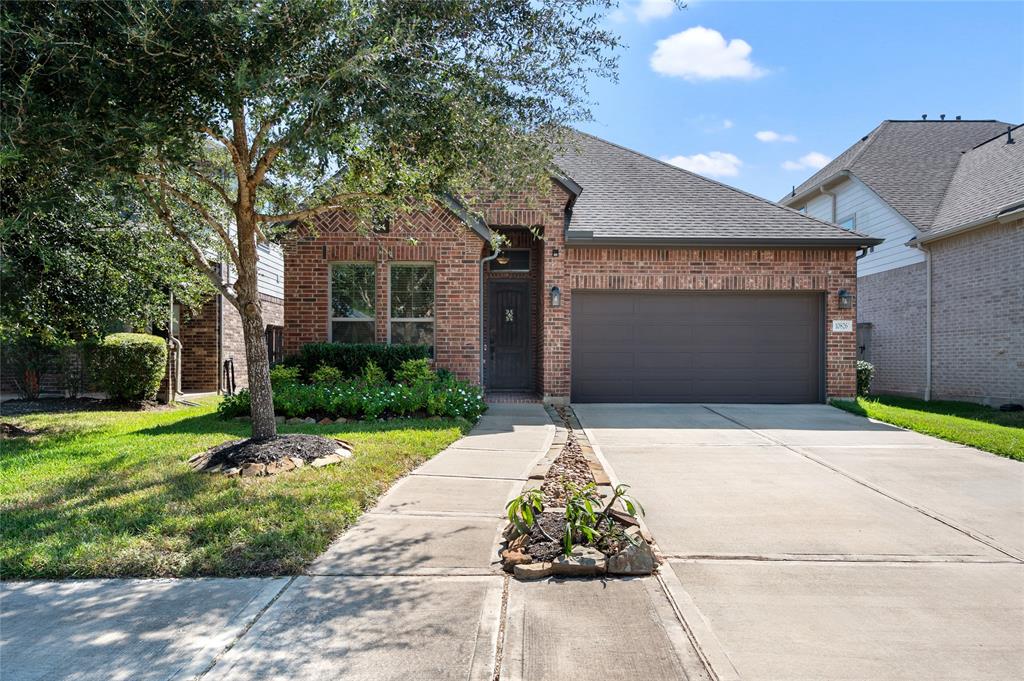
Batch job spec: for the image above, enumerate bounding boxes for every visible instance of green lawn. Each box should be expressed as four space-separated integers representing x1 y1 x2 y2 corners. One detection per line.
1 398 469 578
833 396 1024 461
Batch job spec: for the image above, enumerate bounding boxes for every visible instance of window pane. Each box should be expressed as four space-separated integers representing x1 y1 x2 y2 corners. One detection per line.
332 321 375 344
390 265 434 319
390 321 433 346
331 264 375 319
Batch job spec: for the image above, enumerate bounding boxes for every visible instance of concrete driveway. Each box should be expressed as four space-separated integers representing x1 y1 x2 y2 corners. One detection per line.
575 403 1024 681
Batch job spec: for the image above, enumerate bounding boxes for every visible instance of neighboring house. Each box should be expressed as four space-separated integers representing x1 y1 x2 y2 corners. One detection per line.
781 119 1023 406
0 243 285 398
284 131 880 404
171 241 285 394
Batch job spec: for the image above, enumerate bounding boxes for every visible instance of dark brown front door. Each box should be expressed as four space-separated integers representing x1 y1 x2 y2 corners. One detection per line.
488 281 531 390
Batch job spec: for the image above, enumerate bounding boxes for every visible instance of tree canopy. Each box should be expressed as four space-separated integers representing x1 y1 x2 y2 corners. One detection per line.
2 0 621 435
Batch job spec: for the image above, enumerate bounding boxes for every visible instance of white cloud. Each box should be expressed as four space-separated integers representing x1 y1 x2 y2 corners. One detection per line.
636 0 676 23
663 151 743 178
782 152 832 171
721 119 735 130
755 130 797 143
651 26 766 81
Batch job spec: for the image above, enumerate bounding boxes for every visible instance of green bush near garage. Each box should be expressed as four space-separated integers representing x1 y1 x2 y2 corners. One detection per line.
91 332 167 401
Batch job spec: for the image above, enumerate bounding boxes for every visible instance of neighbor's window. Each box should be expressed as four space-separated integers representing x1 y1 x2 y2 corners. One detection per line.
330 263 376 343
389 264 434 346
838 214 857 230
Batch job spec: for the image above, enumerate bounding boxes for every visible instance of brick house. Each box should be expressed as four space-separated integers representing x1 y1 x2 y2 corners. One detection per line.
782 120 1023 406
284 131 880 404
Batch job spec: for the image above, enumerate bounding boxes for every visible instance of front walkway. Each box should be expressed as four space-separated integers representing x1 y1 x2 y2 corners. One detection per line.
0 404 707 681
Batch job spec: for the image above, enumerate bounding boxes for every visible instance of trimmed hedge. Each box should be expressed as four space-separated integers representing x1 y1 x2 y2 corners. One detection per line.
91 333 167 401
856 360 874 397
283 343 431 381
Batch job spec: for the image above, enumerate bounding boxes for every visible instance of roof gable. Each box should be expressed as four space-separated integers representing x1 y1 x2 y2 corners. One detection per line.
783 120 1012 230
555 131 877 246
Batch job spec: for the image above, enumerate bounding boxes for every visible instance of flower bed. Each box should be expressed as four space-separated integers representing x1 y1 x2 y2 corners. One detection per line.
500 406 658 579
217 359 487 422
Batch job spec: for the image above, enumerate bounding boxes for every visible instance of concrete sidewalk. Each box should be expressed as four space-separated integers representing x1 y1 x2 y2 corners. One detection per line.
577 403 1024 681
1 404 710 681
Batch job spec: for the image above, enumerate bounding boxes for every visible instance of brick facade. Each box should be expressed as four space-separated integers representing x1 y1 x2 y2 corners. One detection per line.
856 262 928 397
283 206 487 383
929 219 1023 405
283 187 862 402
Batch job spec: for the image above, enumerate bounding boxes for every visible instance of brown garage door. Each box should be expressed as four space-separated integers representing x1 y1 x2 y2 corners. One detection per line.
571 292 824 403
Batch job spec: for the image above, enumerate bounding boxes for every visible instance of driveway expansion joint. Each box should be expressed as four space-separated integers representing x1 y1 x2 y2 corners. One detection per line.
701 404 1024 563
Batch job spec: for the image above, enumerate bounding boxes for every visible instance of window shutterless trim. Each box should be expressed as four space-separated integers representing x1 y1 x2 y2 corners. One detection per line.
328 262 376 342
387 262 435 345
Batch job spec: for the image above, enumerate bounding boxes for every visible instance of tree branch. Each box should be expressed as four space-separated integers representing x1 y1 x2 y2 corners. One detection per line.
186 166 234 211
254 192 374 223
136 180 239 308
136 173 240 266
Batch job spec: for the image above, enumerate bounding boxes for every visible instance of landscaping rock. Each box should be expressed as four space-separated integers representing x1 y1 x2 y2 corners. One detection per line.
318 417 333 425
501 548 532 567
334 417 348 424
607 539 657 576
514 562 554 580
289 456 305 468
267 458 296 475
310 453 343 468
275 416 286 424
223 467 241 477
240 462 266 477
550 546 606 577
302 417 316 424
286 417 304 424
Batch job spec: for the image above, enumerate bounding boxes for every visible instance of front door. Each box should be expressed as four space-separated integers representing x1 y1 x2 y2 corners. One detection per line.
488 281 531 390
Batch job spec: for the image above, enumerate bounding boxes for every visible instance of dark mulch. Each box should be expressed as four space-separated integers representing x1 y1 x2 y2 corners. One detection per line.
1 422 40 438
0 397 173 416
540 431 594 506
202 433 348 469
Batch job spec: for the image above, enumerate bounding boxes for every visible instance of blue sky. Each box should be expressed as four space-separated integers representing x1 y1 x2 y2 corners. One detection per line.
574 1 1024 201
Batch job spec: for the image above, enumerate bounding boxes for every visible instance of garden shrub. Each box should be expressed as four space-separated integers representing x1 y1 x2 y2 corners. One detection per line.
310 363 344 385
91 333 167 401
217 373 487 421
856 360 874 397
269 364 301 389
361 360 387 387
394 358 436 386
283 343 430 381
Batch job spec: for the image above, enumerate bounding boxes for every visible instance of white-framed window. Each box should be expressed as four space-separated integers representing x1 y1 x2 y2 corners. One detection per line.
837 214 857 230
389 263 434 346
330 263 376 343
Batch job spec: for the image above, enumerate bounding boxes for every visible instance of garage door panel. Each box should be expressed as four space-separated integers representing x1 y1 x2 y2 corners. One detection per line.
572 292 823 403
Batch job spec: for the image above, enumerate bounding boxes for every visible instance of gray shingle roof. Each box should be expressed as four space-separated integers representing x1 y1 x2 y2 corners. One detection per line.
554 131 877 245
782 120 1012 230
929 125 1024 237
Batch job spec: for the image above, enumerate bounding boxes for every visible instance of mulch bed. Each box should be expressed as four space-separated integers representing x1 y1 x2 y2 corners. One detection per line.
204 434 349 467
0 397 172 416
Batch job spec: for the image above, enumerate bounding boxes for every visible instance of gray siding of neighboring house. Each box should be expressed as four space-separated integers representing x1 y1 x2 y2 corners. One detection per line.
857 262 928 398
929 219 1024 405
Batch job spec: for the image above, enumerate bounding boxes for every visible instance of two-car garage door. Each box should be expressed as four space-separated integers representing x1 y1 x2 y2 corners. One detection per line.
571 291 824 403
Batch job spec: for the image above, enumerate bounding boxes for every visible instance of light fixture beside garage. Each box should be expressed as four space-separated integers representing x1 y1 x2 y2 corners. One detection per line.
550 286 562 307
837 289 854 309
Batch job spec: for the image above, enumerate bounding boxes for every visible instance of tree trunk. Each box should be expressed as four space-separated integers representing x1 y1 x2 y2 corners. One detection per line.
234 206 277 440
239 295 276 439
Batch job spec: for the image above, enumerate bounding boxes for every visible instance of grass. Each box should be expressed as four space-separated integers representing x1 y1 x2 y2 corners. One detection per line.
832 396 1024 461
0 398 470 579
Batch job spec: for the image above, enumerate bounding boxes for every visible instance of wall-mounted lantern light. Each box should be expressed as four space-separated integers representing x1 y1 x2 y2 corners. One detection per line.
550 286 562 307
837 289 854 309
551 248 560 258
496 253 510 266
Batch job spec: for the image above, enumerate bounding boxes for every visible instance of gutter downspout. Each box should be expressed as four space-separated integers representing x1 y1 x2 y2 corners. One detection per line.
920 242 933 401
479 248 500 388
